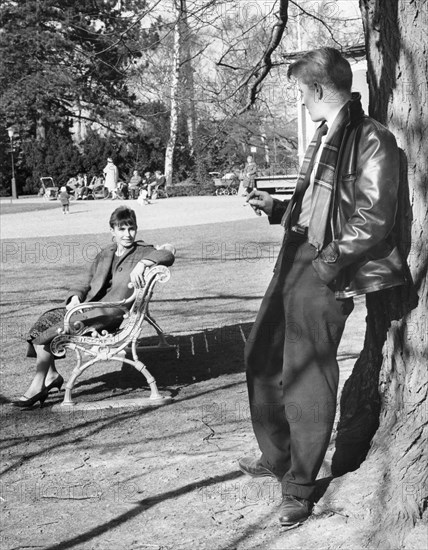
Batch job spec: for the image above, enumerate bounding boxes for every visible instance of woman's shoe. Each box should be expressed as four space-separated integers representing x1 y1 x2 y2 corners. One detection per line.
45 375 64 393
13 388 49 408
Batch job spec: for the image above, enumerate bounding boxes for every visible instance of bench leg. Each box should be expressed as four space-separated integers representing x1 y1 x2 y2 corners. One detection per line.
121 357 162 400
59 348 166 406
145 313 174 348
61 351 99 406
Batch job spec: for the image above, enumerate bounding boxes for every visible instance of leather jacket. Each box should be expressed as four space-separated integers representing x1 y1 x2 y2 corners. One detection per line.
271 96 406 298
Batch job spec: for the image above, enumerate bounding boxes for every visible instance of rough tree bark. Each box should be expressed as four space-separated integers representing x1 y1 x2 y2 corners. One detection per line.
330 1 427 546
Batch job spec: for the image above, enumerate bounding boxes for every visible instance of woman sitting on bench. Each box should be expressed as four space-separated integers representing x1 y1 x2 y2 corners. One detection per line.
14 206 175 408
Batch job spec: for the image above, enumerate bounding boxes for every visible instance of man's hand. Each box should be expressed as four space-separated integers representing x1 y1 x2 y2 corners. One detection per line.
130 260 155 288
66 295 81 311
246 189 274 217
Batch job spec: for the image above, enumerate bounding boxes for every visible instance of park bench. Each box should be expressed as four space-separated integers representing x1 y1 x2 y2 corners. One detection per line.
50 265 173 408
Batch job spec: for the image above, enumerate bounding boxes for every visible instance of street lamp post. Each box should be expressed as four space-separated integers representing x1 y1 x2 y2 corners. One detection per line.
7 127 18 200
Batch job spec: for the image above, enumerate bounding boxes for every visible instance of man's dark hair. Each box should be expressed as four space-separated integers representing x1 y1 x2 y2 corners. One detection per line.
109 206 137 228
287 47 352 93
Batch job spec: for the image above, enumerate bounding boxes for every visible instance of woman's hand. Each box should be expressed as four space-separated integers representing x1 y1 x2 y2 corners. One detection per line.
66 295 81 310
156 243 176 255
130 260 155 288
246 189 274 216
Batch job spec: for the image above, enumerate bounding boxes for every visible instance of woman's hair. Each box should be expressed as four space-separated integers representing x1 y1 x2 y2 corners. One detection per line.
109 206 137 228
287 47 352 93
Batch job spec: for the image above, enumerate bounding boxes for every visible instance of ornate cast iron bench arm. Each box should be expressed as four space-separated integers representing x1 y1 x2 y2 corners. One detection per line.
51 265 172 407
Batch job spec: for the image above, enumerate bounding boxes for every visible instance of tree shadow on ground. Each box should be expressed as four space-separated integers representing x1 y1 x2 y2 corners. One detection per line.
38 470 245 550
0 377 246 480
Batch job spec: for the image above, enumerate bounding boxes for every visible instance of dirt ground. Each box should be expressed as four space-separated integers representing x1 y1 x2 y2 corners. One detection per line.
1 197 419 550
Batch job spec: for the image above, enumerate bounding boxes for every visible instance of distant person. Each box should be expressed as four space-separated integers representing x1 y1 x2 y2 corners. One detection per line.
58 186 70 214
65 176 78 198
89 175 102 187
103 157 119 198
76 173 85 187
242 155 258 194
128 170 142 199
67 176 78 188
79 184 91 200
142 171 154 189
237 163 246 195
89 175 104 195
117 180 129 200
137 187 151 206
148 170 166 199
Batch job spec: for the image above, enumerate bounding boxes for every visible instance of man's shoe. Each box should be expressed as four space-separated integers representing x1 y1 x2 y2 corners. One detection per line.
238 456 280 480
278 495 312 526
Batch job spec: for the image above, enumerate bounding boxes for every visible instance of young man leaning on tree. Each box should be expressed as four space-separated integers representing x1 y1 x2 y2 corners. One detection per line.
239 47 406 526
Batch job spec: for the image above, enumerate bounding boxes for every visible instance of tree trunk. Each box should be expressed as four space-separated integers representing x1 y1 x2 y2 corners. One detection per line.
184 65 196 158
36 114 46 141
164 1 182 187
181 0 196 158
331 0 428 545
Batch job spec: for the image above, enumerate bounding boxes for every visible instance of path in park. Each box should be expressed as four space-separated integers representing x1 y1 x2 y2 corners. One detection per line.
1 195 256 239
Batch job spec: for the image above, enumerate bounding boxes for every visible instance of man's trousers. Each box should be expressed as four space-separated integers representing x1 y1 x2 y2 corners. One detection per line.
245 231 354 500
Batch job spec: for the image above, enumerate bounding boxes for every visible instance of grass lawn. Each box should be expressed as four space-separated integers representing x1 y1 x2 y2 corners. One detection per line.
0 199 60 215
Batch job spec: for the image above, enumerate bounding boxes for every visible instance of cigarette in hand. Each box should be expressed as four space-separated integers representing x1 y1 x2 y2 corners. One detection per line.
248 199 261 216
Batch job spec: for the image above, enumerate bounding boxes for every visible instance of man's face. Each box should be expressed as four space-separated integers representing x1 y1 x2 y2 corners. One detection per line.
298 81 326 123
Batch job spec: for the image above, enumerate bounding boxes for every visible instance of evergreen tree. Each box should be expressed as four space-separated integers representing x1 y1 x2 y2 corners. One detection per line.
0 0 148 134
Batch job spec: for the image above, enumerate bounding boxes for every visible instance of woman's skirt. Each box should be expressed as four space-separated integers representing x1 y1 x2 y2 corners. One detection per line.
26 306 125 358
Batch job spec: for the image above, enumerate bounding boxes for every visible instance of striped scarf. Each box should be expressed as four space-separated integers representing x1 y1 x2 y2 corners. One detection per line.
281 95 362 250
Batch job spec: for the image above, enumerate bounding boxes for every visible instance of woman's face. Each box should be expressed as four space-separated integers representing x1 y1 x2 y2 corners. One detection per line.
110 223 137 250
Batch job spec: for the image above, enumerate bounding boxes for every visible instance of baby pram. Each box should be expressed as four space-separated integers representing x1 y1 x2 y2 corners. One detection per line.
211 172 239 195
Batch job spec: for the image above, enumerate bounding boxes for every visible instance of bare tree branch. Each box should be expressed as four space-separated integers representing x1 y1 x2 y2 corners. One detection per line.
238 0 289 114
288 0 342 47
216 16 271 69
180 44 209 67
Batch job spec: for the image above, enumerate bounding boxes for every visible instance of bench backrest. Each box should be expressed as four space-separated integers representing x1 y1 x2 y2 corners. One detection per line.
50 266 171 357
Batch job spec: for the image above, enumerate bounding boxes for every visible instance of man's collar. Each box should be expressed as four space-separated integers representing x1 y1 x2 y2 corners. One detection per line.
322 92 364 136
347 92 365 122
